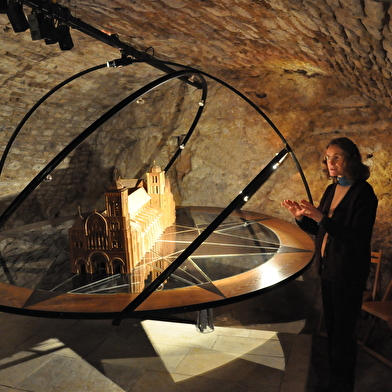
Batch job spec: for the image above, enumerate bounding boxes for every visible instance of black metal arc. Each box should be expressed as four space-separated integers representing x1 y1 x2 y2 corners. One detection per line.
164 79 207 173
154 60 313 204
0 58 203 179
14 1 311 203
0 0 314 322
0 56 313 321
0 63 107 177
112 148 289 325
7 1 312 203
0 69 207 230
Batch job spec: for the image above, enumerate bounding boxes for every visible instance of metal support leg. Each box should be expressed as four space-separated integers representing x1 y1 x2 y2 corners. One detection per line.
196 308 214 333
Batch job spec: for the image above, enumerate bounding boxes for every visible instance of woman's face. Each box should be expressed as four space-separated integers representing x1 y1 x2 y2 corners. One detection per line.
325 144 346 177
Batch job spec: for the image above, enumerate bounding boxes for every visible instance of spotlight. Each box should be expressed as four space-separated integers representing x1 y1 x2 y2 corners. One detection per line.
28 11 56 42
27 11 74 50
44 22 58 45
0 0 8 14
56 23 73 50
6 0 29 33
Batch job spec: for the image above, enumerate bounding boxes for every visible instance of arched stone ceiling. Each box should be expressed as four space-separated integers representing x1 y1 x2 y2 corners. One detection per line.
54 0 392 106
2 0 392 106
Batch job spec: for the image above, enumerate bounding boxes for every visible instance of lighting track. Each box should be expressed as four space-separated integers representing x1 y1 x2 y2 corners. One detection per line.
18 0 202 88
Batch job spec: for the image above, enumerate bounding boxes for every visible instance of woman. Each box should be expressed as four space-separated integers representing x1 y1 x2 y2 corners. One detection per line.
281 137 378 392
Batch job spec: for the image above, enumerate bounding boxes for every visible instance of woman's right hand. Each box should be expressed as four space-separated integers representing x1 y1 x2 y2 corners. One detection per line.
281 199 304 220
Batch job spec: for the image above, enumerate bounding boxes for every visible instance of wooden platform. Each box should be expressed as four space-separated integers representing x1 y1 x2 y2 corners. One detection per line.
0 207 314 318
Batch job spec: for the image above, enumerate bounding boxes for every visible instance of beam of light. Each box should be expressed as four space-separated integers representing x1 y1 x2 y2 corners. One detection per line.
141 319 287 382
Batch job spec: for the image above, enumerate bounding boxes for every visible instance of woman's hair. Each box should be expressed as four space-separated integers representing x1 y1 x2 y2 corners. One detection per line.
323 137 370 182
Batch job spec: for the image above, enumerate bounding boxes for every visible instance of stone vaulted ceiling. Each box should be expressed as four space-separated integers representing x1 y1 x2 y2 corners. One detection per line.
52 0 392 107
2 0 392 107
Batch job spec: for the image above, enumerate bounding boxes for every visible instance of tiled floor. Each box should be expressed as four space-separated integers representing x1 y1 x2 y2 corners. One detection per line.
0 270 391 392
0 313 311 392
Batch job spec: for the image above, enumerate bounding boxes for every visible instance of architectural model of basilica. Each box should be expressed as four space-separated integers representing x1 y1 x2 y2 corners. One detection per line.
69 163 176 283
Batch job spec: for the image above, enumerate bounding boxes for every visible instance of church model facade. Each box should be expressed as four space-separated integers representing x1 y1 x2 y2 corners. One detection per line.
69 163 176 280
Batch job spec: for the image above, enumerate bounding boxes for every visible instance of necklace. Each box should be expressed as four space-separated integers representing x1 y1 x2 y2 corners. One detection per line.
337 176 353 186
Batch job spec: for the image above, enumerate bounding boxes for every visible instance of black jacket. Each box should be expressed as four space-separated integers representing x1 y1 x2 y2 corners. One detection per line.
297 180 378 288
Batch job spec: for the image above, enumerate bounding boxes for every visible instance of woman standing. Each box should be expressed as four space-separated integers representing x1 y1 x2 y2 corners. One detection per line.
282 137 378 392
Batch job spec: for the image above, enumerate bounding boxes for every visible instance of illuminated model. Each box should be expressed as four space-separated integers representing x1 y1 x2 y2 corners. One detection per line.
69 163 176 281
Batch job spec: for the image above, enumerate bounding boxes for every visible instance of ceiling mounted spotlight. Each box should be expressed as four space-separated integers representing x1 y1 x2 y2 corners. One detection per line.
3 0 195 81
6 0 29 33
28 13 74 48
0 0 8 14
56 23 73 50
43 20 58 45
3 0 74 51
27 11 56 42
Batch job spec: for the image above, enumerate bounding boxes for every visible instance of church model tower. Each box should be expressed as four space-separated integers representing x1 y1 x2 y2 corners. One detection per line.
69 163 175 280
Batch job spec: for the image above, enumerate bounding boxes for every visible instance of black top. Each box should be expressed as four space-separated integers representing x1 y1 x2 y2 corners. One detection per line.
297 180 378 288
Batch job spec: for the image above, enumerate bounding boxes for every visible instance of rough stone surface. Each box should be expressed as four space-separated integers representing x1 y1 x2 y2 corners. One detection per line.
1 0 392 293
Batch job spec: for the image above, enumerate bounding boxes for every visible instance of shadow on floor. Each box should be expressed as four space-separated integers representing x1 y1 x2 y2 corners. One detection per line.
0 262 391 392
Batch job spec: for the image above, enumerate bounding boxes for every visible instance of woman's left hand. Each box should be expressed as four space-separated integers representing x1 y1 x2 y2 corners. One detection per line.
299 199 324 223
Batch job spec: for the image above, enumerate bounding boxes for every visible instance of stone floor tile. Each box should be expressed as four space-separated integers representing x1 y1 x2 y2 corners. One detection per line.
0 350 55 388
98 354 167 373
212 334 284 357
172 347 241 376
98 363 146 391
147 342 190 372
130 369 280 392
171 346 285 388
17 356 124 392
141 320 218 349
14 327 107 360
0 313 313 392
248 329 279 339
213 325 251 337
241 352 286 369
